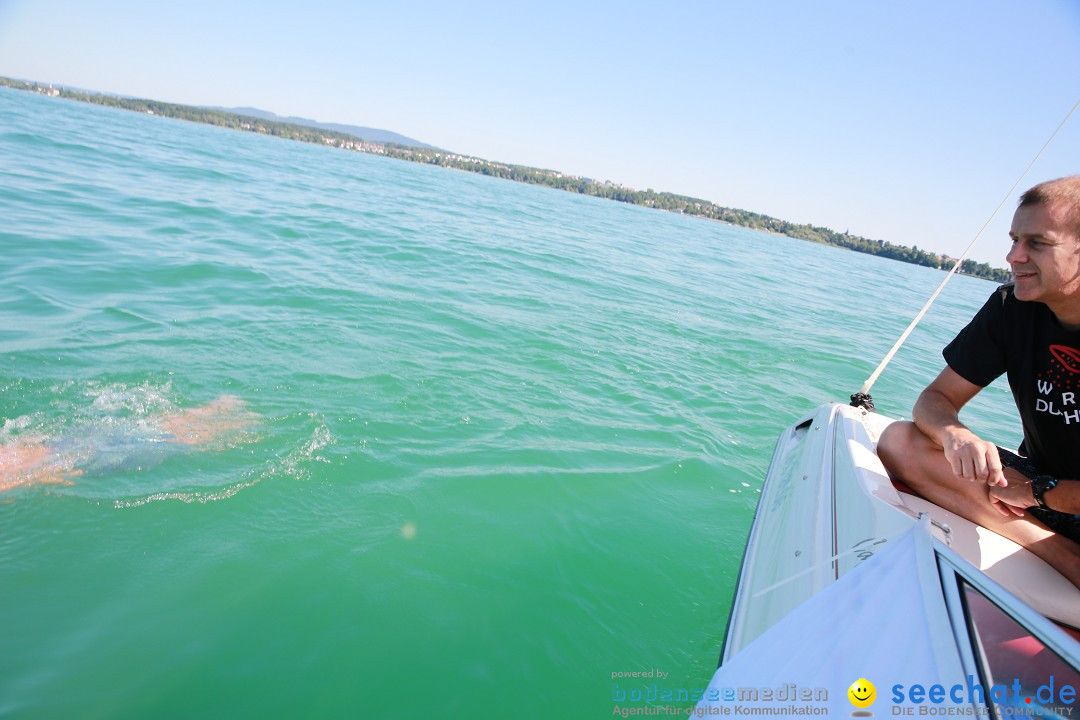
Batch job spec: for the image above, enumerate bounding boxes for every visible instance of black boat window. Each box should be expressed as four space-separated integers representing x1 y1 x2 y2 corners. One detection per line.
962 582 1078 718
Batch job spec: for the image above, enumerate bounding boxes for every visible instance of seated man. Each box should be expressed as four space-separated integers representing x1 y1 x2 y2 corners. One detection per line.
878 175 1080 591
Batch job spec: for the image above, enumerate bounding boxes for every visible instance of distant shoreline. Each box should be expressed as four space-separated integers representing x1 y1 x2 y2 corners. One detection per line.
0 76 1010 283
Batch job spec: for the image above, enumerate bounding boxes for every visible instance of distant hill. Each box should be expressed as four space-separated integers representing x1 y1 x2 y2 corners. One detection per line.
211 107 434 149
0 75 1011 282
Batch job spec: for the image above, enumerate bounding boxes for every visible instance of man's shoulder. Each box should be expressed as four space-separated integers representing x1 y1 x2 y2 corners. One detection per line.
994 281 1015 305
985 282 1037 319
965 282 1016 323
991 282 1049 321
975 282 1059 347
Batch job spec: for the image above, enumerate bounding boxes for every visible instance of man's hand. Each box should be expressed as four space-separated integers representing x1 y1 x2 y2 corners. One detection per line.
941 428 1007 487
987 470 1035 517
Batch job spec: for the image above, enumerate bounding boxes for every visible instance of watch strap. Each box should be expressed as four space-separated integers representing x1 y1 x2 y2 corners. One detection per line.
1030 474 1059 510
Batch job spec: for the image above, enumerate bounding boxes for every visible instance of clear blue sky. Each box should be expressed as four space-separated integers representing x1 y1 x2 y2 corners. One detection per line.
2 0 1078 264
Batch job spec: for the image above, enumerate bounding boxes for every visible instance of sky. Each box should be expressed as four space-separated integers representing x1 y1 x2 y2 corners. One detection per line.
1 0 1078 265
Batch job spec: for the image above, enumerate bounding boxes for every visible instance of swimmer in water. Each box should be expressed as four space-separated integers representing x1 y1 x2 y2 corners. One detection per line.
0 394 256 494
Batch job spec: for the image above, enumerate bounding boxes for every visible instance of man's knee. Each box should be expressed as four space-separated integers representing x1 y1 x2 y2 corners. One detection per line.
877 421 916 465
877 420 938 481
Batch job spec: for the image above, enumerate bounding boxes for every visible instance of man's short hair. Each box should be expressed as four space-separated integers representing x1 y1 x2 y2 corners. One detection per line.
1019 175 1080 239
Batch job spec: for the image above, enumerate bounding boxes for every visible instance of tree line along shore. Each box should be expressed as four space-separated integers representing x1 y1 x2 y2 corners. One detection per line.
2 76 1010 283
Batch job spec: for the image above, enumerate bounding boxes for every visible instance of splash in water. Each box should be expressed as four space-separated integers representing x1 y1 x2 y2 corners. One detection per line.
0 395 257 494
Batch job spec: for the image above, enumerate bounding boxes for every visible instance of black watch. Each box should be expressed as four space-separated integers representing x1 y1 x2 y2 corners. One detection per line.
1030 474 1059 510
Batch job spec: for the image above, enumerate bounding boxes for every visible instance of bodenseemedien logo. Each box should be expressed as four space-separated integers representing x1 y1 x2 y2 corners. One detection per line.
848 678 876 717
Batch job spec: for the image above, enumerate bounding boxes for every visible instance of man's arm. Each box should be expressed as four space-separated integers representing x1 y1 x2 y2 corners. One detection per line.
990 478 1080 514
912 366 1007 488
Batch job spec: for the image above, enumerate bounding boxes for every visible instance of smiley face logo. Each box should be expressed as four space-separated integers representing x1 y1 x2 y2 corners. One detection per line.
848 678 876 709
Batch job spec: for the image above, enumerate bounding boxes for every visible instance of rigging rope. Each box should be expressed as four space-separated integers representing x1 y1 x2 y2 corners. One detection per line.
851 98 1080 411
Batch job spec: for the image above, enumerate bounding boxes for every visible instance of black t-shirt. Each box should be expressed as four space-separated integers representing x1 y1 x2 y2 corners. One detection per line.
943 284 1080 478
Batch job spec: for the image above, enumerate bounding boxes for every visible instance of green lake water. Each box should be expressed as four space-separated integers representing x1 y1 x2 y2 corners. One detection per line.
0 86 1019 719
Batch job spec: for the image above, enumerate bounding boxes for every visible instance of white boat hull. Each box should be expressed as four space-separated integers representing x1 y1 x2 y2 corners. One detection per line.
721 403 1080 663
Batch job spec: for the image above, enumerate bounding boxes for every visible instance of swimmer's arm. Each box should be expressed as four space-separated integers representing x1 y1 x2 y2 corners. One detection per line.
160 395 253 446
0 439 81 492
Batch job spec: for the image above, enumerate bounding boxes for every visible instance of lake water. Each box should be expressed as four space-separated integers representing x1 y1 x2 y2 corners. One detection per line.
0 86 1019 718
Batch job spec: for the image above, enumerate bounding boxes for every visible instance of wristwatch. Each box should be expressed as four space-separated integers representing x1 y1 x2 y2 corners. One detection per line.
1030 474 1059 510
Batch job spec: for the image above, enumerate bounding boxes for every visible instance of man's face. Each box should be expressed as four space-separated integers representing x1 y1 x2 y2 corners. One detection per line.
1006 201 1080 310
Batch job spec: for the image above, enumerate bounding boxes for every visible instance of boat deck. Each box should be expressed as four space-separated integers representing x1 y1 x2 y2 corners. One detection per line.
859 409 1080 630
